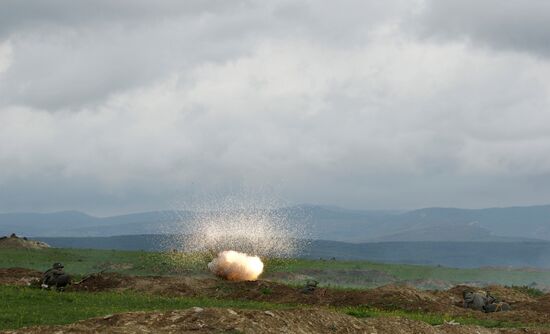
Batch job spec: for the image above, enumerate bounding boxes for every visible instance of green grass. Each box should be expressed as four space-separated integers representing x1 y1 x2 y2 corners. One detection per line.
0 248 208 276
2 248 550 288
342 306 531 328
266 258 550 287
0 285 295 330
507 285 545 297
1 286 542 331
2 248 549 331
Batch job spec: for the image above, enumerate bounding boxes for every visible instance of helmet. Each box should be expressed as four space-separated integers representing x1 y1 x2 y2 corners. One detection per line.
53 262 64 269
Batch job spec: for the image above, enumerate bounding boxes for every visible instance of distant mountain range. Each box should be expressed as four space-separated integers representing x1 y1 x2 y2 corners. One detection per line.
2 204 550 242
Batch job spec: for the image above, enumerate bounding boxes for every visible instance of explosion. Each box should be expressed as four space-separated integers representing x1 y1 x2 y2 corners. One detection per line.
208 250 264 281
166 194 310 280
173 195 309 258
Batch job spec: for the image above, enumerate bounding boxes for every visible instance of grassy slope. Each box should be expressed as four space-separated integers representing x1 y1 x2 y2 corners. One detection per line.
0 286 293 330
0 286 535 331
1 248 548 330
2 248 550 286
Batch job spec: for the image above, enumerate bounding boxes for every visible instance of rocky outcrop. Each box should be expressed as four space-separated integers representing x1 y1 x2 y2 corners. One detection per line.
0 234 50 249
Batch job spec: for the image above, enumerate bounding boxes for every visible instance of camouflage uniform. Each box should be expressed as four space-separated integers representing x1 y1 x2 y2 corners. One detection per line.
42 263 71 290
301 280 319 294
463 290 510 313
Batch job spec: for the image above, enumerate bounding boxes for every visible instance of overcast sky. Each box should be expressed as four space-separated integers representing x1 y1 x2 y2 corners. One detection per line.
1 0 550 215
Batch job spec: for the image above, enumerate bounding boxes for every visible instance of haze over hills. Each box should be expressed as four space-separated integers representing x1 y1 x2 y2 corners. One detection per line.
1 204 550 242
33 235 550 268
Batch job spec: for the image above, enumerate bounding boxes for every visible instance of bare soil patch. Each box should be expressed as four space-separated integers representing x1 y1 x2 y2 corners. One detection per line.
70 273 127 292
4 308 550 334
0 268 41 286
2 268 550 326
68 274 550 325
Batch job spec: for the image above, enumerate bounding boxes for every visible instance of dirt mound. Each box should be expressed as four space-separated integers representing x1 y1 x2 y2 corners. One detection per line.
352 284 452 312
180 280 458 312
484 285 537 303
434 286 550 325
0 234 49 249
39 273 454 312
205 279 331 304
21 272 549 316
405 278 454 290
2 269 550 325
66 273 221 298
2 308 373 333
4 308 550 334
68 273 130 292
0 268 42 286
523 293 550 313
446 285 535 304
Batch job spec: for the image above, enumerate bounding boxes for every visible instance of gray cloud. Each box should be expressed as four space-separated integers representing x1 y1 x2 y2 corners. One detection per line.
1 1 550 214
0 1 264 110
0 0 238 37
415 0 550 57
0 0 414 110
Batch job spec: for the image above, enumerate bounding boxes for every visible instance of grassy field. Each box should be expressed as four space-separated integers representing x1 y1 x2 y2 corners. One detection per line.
0 248 168 276
0 285 295 330
0 286 536 331
341 306 533 329
2 248 550 288
269 258 550 287
1 248 549 331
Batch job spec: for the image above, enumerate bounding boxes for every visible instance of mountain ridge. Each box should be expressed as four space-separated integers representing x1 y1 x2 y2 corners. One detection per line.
1 204 550 242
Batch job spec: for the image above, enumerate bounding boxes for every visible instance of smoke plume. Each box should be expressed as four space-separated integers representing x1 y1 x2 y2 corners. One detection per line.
208 250 264 281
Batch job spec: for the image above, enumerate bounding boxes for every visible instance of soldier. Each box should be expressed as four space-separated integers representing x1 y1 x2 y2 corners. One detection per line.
463 290 486 311
301 279 319 294
463 290 510 313
42 262 71 290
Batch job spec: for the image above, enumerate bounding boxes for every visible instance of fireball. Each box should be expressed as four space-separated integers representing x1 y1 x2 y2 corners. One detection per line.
208 250 264 281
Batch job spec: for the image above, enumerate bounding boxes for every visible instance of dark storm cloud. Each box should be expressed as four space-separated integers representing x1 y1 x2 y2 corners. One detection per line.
0 0 413 111
0 0 237 36
416 0 550 57
0 0 263 110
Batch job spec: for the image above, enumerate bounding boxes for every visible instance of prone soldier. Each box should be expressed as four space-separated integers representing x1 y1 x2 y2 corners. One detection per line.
463 290 510 313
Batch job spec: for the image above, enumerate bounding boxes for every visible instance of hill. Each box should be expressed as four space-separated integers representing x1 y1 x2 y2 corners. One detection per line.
2 204 550 242
35 235 550 268
0 233 49 249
